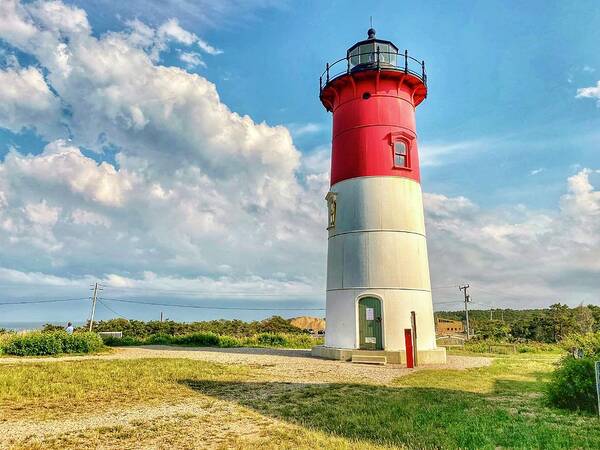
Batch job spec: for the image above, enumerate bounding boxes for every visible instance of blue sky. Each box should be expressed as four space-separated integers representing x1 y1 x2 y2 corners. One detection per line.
1 0 600 325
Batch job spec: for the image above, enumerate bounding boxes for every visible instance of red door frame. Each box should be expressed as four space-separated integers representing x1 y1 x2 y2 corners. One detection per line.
404 329 414 368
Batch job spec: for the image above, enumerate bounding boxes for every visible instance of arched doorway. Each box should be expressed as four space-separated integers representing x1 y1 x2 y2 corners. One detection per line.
358 297 383 350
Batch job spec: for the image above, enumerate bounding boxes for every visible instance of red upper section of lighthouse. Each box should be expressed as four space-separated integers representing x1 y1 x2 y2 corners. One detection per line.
319 30 428 187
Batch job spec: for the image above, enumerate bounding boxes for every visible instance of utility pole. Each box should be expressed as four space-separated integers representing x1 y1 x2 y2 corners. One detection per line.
160 311 163 323
88 282 102 331
459 285 471 339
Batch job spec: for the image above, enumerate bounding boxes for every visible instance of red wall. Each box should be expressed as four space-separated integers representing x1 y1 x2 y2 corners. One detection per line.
320 71 427 186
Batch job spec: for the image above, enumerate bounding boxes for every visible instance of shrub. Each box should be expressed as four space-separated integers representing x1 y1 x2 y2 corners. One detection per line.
217 335 242 348
546 357 597 414
146 333 174 345
42 323 65 332
62 332 104 353
103 335 145 346
283 333 316 348
174 332 220 347
561 332 600 358
4 331 63 356
102 331 320 349
2 331 104 356
256 333 287 347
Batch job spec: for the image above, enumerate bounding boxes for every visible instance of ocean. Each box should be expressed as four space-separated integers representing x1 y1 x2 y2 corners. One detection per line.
0 321 84 331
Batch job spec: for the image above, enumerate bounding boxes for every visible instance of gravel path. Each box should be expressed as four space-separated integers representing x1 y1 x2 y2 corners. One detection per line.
0 345 491 385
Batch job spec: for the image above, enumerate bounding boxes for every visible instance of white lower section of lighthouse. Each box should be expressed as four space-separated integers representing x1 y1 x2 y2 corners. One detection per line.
313 176 446 364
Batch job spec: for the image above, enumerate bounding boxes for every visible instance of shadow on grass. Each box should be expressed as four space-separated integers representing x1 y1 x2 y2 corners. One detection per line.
180 379 600 449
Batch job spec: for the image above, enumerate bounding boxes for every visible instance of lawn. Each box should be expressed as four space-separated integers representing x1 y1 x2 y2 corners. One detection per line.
2 353 599 449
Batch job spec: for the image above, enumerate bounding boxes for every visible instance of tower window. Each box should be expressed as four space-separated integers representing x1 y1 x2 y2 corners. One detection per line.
393 140 409 168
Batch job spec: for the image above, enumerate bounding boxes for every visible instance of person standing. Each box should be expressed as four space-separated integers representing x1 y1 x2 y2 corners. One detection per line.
65 322 74 335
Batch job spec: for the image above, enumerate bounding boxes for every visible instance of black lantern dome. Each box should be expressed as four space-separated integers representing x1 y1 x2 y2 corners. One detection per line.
346 28 399 72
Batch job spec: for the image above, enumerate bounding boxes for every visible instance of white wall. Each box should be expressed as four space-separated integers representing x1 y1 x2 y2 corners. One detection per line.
324 176 437 351
325 288 437 350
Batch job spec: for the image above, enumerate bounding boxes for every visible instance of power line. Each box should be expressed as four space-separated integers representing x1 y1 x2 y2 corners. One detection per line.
102 285 318 297
0 283 89 289
97 298 128 320
0 298 88 306
101 297 325 311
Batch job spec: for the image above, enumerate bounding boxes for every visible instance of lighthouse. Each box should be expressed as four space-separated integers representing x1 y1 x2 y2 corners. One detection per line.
312 29 446 365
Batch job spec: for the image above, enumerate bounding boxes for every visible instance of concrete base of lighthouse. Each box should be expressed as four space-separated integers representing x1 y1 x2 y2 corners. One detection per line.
311 345 446 365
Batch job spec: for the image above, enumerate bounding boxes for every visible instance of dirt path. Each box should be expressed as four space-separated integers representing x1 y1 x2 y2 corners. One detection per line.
0 346 491 384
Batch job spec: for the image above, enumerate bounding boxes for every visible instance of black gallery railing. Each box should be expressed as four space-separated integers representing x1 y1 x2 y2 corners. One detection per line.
320 50 426 92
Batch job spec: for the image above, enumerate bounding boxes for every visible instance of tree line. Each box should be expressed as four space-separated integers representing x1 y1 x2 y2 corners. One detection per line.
43 315 306 338
436 303 600 342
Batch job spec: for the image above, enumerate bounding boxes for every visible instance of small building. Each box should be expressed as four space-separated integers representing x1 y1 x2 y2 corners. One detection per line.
436 318 464 335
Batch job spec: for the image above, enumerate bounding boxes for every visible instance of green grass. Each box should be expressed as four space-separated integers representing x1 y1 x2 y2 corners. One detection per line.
190 354 600 449
0 358 251 420
3 353 599 449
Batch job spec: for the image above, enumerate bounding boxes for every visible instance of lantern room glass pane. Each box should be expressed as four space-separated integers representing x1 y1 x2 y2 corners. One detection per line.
377 44 389 64
349 47 359 66
358 43 374 64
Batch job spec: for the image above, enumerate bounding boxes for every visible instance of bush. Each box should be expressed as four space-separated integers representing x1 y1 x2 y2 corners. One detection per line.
103 335 145 346
2 331 105 356
102 331 320 349
91 316 307 338
217 335 242 348
256 332 287 346
546 357 597 414
42 323 65 332
62 332 104 353
561 332 600 358
4 331 63 356
174 332 220 347
146 333 174 345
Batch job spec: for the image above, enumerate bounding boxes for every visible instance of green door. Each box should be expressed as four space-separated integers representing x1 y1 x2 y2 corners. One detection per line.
358 297 383 350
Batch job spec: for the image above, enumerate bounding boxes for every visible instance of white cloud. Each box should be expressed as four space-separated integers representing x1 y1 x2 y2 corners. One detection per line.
530 168 544 175
158 18 196 45
0 65 62 136
197 38 223 55
0 0 598 313
179 51 206 68
420 139 485 167
0 0 326 301
287 122 326 138
70 209 111 227
426 168 600 307
576 81 600 104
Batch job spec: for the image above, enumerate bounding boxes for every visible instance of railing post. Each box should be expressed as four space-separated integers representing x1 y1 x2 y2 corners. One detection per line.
326 63 329 83
404 50 408 72
320 76 322 93
376 46 380 69
347 55 350 74
421 60 425 81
